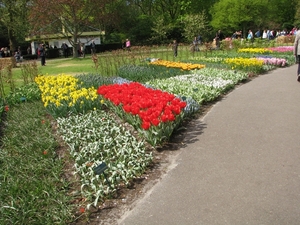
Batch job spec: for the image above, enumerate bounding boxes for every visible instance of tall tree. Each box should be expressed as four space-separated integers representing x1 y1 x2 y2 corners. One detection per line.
267 0 297 30
294 0 300 27
210 0 268 37
0 0 30 53
28 0 119 57
182 12 210 42
210 0 297 37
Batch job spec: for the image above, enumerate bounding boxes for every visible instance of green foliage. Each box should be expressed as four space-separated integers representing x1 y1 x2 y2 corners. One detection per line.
116 64 185 83
181 12 210 42
76 73 114 89
150 16 173 43
210 0 297 36
0 0 30 50
56 110 152 208
5 83 41 106
128 14 154 45
294 0 300 27
20 60 39 84
210 0 266 34
0 102 75 224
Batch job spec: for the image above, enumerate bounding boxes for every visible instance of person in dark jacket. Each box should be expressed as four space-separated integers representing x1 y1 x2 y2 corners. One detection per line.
39 44 46 66
61 42 69 58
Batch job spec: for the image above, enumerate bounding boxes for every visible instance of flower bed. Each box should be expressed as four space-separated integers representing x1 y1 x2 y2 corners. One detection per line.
56 109 152 208
97 82 187 146
32 45 295 209
146 68 248 104
116 64 185 83
237 48 273 54
255 57 287 67
150 59 206 70
35 74 103 117
223 57 265 74
267 46 293 53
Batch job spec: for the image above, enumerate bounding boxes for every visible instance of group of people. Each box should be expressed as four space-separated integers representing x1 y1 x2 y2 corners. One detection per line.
231 27 299 42
1 46 23 63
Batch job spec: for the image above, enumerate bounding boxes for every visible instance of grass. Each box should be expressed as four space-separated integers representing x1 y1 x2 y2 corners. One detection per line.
0 102 76 224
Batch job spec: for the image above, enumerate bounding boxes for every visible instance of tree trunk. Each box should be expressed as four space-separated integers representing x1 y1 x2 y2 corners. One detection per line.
8 28 16 55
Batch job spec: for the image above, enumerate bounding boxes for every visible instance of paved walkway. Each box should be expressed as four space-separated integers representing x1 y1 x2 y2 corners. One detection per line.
119 64 300 225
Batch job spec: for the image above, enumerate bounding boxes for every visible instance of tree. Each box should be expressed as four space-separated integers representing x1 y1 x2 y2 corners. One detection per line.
0 0 30 53
182 12 211 42
267 0 297 27
294 0 300 27
28 0 119 57
210 0 297 37
211 0 269 37
150 16 173 43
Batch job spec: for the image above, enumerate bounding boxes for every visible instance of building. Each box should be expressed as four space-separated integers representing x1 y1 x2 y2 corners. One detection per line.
25 31 104 55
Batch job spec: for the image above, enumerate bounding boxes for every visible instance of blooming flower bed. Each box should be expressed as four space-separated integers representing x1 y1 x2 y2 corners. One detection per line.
150 59 206 70
223 57 265 73
146 68 248 104
32 45 294 209
256 57 287 67
238 48 273 54
97 82 187 146
267 46 293 53
189 56 224 63
35 74 103 117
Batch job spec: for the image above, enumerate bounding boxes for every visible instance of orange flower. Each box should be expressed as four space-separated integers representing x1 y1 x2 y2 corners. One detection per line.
41 120 45 124
79 207 85 213
43 150 48 155
4 105 9 112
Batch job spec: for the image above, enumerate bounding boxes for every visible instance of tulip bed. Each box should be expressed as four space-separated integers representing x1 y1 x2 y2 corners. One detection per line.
34 46 294 208
97 82 187 146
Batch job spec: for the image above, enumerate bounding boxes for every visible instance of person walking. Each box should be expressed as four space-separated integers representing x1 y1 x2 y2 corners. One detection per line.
39 43 46 66
172 40 178 57
191 37 198 52
81 43 85 58
215 30 224 49
247 30 253 40
293 30 300 82
61 42 69 58
125 39 131 51
90 40 96 54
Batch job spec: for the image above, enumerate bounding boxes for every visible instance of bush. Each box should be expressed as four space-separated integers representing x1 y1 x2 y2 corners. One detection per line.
22 54 38 60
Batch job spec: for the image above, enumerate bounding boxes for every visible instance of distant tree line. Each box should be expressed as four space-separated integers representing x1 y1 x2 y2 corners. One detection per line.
0 0 298 57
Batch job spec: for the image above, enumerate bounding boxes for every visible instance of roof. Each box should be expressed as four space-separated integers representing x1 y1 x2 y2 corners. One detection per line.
25 31 105 41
